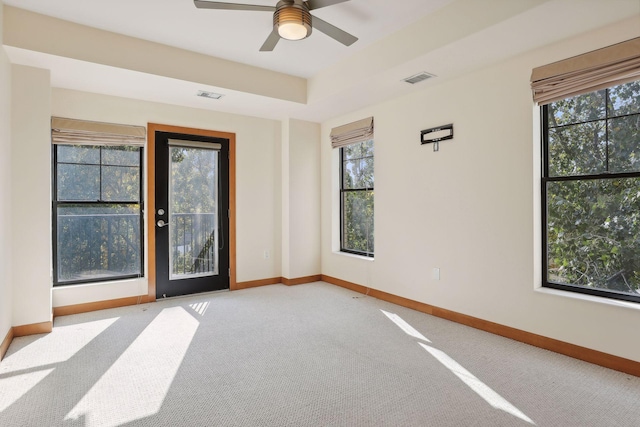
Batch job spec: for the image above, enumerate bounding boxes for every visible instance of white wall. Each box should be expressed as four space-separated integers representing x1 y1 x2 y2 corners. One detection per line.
11 65 52 327
321 19 640 363
0 1 14 341
50 88 283 307
281 119 321 280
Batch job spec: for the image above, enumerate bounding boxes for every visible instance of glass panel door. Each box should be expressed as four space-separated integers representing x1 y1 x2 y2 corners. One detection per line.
155 132 229 298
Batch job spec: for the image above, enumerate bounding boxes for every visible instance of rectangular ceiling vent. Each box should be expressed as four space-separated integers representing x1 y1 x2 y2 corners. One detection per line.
197 90 224 100
403 72 436 85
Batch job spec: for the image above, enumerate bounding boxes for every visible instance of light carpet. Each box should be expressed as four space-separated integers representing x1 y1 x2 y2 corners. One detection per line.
1 282 639 426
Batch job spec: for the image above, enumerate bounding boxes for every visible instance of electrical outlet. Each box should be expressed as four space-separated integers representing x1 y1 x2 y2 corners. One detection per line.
432 268 440 281
264 250 270 259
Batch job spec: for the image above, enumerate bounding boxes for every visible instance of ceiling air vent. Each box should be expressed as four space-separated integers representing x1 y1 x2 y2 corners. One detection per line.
403 72 435 85
197 90 224 100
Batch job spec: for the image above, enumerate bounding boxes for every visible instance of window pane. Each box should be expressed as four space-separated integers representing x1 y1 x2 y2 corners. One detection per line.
56 205 141 283
102 146 140 166
57 145 100 164
548 122 606 176
342 157 374 189
169 147 219 278
608 80 640 117
342 190 374 254
547 90 605 127
608 115 640 173
343 139 374 160
170 147 217 213
546 178 640 296
101 166 140 202
57 164 100 201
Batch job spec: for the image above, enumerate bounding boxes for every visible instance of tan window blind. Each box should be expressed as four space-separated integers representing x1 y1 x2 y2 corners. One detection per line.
330 117 374 148
531 37 640 105
51 117 146 146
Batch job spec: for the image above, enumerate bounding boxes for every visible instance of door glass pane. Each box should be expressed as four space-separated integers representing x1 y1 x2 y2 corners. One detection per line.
169 146 219 279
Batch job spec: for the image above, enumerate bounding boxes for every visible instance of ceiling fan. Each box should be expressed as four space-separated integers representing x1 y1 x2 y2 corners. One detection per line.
194 0 358 51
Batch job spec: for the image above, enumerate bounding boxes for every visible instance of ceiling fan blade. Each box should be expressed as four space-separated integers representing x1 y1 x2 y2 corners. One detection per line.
194 1 275 12
305 0 350 11
260 29 281 52
311 16 358 46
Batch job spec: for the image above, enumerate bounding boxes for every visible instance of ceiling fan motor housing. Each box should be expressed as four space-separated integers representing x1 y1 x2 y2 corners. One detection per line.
274 0 312 40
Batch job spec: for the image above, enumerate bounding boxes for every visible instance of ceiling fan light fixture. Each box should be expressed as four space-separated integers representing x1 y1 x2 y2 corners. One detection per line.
274 2 312 41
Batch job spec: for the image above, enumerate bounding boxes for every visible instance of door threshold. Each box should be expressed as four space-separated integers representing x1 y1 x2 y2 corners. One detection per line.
157 288 230 301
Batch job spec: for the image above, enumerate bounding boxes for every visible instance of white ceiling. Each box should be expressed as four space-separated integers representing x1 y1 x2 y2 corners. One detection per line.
4 0 455 78
3 0 640 122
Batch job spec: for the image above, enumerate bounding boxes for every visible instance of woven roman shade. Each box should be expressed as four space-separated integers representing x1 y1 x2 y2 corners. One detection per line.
330 117 374 148
51 117 146 146
530 37 640 105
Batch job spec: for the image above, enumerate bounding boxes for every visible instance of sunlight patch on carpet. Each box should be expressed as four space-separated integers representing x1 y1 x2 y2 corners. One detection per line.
189 301 210 316
380 310 431 342
1 317 119 373
0 368 54 412
65 307 199 427
420 343 535 425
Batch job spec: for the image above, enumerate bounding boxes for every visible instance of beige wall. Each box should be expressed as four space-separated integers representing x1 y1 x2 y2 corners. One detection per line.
321 19 640 363
3 6 638 366
0 1 13 342
49 89 284 307
11 64 51 327
281 119 321 280
7 74 295 313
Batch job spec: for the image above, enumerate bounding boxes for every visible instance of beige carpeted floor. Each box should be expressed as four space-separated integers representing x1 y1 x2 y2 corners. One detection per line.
1 282 639 426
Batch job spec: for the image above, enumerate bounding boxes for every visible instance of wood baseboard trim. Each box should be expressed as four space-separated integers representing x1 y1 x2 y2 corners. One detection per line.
53 295 152 317
320 275 368 293
282 275 322 286
320 274 640 377
236 277 282 290
236 275 323 289
13 321 53 337
1 327 14 361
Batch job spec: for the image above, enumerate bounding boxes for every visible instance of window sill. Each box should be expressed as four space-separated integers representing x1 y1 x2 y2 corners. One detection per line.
535 286 640 311
53 277 146 291
333 251 374 261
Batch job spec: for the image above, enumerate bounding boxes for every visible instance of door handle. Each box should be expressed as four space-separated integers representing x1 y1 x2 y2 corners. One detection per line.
157 219 168 228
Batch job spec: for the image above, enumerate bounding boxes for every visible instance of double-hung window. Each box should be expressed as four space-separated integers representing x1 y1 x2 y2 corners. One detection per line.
52 118 145 286
535 38 640 303
340 140 374 256
332 117 374 257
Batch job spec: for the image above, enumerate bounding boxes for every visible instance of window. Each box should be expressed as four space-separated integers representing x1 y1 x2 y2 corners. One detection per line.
340 139 374 257
52 118 144 286
331 117 374 257
542 80 640 302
